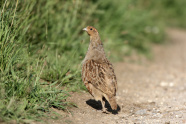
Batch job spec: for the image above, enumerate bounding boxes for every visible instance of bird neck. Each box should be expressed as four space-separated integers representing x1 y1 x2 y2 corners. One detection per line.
84 34 106 62
89 34 103 50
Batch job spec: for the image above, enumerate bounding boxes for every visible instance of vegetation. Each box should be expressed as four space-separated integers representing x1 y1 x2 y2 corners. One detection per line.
141 0 186 28
0 0 185 123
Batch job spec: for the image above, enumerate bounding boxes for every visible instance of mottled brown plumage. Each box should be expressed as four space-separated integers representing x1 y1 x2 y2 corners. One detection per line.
82 26 117 113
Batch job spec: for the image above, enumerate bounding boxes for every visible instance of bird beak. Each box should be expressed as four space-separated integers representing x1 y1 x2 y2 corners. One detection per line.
83 27 87 31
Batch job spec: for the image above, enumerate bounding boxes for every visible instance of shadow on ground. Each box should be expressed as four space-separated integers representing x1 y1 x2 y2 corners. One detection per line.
86 99 121 114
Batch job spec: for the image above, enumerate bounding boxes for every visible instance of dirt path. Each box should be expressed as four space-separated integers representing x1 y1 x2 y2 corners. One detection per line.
51 29 186 124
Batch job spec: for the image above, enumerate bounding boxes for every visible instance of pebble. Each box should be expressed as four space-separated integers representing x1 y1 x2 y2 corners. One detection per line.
175 114 182 118
156 113 163 118
156 109 161 113
170 112 174 116
169 82 174 87
175 107 179 110
160 81 174 87
175 111 183 118
165 121 170 124
148 100 153 103
160 81 168 87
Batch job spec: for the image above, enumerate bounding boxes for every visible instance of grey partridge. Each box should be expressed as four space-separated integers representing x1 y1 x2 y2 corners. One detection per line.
82 26 118 113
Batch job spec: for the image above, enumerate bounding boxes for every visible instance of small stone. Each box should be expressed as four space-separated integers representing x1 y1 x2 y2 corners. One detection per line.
170 112 174 116
175 111 183 118
169 82 174 87
156 109 160 113
165 121 170 124
175 107 179 110
175 114 182 118
156 113 163 118
160 81 168 87
148 100 153 103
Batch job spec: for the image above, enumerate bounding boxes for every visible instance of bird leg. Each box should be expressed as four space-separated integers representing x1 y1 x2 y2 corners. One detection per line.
100 99 109 114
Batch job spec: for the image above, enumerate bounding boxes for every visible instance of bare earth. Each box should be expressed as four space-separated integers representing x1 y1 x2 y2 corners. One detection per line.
50 29 186 124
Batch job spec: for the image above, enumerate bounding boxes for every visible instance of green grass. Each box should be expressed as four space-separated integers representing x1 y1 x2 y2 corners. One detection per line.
0 0 185 123
139 0 186 28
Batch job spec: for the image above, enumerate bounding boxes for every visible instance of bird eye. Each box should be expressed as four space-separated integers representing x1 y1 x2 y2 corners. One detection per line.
90 28 93 30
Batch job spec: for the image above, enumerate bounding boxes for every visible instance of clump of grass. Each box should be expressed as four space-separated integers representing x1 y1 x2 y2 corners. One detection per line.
0 1 72 123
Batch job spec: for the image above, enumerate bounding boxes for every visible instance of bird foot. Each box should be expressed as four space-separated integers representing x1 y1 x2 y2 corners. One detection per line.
102 108 110 114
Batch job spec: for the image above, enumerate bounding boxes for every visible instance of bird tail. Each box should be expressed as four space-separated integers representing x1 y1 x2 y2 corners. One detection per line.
109 96 117 110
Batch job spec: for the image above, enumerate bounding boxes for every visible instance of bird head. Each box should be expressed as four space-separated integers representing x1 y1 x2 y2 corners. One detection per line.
83 26 99 36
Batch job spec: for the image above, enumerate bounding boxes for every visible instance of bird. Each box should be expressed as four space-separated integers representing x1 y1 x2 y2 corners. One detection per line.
82 26 118 113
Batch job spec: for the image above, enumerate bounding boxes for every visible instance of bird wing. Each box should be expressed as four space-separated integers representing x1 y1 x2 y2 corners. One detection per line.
82 59 117 96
